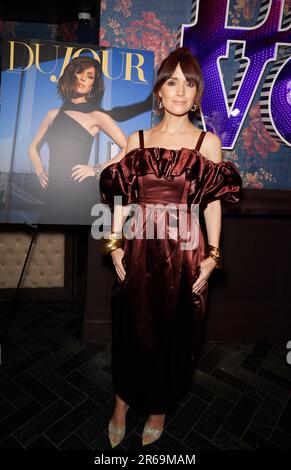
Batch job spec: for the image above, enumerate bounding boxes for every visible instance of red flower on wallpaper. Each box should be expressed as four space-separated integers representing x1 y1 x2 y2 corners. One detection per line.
125 11 175 67
57 21 78 42
230 0 260 25
242 0 259 21
242 102 280 158
100 26 110 46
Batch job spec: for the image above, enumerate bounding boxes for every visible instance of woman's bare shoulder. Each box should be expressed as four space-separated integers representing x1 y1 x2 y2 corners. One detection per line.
93 110 112 122
201 131 222 163
126 130 143 153
46 108 60 123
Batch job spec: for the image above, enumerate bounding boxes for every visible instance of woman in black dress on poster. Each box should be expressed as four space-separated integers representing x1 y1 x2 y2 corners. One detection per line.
29 56 127 225
100 47 242 447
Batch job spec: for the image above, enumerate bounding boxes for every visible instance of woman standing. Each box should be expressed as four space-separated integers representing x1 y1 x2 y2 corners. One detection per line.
100 47 242 447
29 56 127 224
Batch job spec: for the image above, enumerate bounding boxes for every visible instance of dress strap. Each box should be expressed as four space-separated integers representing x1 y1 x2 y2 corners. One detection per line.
139 129 144 149
195 130 207 152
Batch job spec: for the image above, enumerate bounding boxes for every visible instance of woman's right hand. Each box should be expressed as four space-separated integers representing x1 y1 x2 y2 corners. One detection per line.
111 247 126 282
37 169 49 188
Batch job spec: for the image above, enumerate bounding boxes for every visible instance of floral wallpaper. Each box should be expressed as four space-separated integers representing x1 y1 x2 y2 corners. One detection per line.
100 0 291 190
0 0 290 190
99 0 191 68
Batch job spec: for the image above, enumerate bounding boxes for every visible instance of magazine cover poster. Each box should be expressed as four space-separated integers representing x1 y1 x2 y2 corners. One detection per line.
0 38 154 225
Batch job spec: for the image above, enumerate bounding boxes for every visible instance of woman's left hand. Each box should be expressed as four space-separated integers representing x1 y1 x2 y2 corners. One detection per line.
71 165 95 182
192 256 217 294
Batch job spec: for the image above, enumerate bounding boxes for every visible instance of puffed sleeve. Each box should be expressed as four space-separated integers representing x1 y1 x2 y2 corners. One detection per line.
188 158 242 205
99 155 138 211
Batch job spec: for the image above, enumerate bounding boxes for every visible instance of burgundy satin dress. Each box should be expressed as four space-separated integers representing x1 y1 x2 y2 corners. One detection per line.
99 130 242 414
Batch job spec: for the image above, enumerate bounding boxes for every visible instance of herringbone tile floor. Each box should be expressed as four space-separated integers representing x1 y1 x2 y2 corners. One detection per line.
0 301 290 450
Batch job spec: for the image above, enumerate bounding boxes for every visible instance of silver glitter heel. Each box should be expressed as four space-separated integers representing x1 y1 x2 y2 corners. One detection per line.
108 404 129 448
142 420 164 446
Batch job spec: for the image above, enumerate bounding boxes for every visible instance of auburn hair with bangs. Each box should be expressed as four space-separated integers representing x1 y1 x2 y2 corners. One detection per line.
57 56 104 106
153 47 204 113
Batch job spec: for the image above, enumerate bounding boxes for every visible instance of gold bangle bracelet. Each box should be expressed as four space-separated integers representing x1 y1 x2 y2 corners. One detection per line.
207 244 220 249
101 239 124 255
207 244 221 255
208 253 222 269
205 244 222 265
101 232 125 255
94 164 103 178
